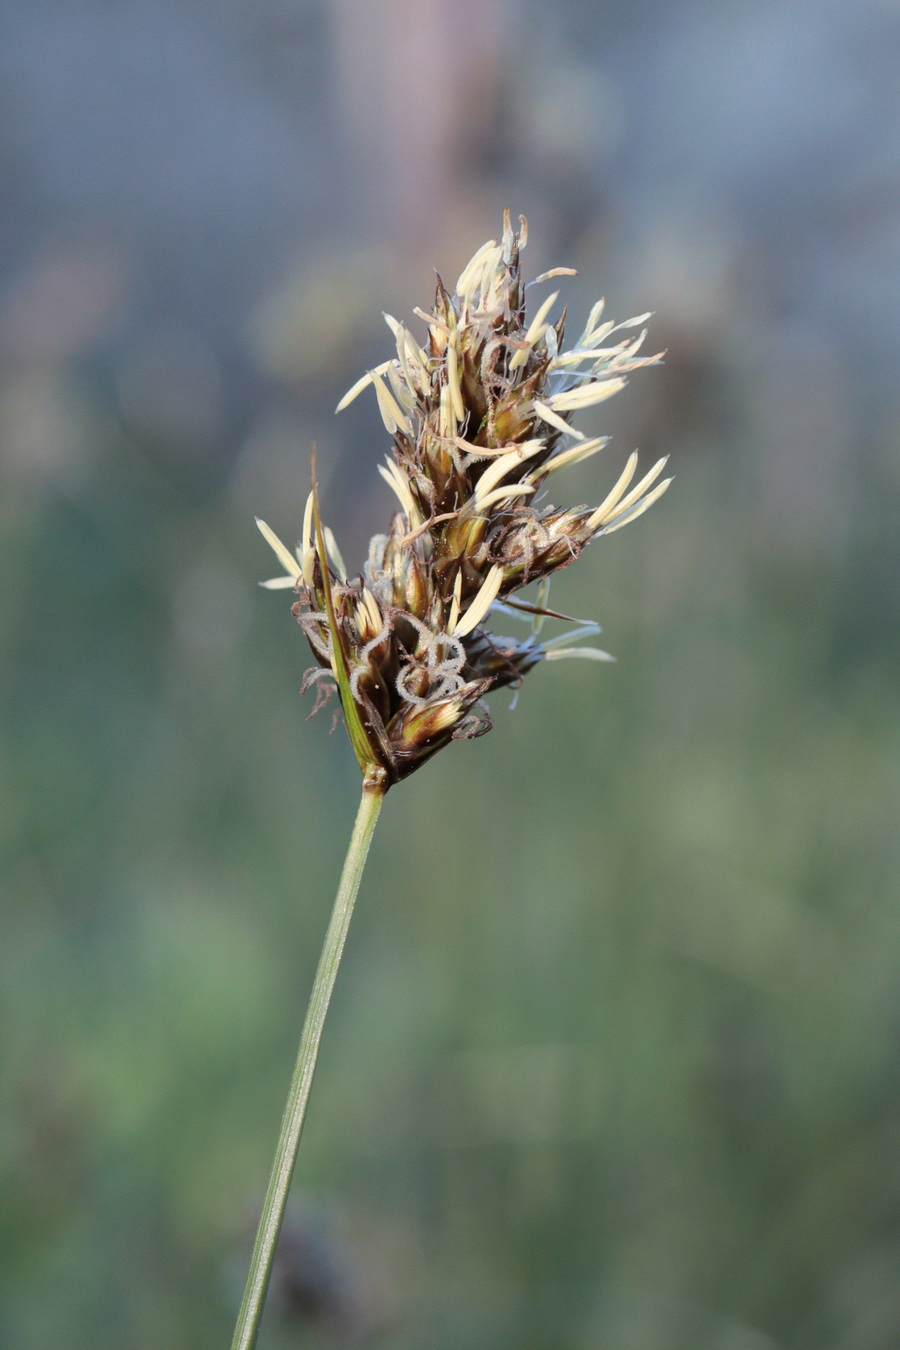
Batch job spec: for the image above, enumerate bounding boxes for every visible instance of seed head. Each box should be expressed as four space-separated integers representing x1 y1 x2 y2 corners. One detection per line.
259 213 671 788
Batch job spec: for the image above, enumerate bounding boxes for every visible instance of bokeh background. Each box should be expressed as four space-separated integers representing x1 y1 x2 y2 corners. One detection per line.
3 1 900 1347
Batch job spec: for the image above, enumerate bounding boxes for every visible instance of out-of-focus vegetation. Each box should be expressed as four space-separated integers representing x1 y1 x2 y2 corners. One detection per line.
2 2 900 1348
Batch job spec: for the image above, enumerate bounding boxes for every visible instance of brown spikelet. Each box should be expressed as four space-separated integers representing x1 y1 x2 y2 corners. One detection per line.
258 213 671 786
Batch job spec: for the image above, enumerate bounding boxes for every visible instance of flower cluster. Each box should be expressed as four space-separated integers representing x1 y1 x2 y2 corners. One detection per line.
259 213 670 790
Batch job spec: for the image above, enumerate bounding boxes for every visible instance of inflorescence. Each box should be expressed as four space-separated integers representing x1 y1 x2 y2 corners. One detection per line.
258 212 670 789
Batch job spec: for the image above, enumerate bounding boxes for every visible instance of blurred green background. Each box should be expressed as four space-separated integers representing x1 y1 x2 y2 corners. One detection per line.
2 2 900 1347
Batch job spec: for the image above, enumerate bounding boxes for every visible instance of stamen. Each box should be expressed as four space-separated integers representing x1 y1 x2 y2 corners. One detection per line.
548 378 626 411
475 439 544 504
378 460 421 525
301 547 317 586
446 338 465 423
447 570 463 633
335 359 393 412
438 383 454 439
361 586 383 634
389 320 424 396
302 491 314 558
260 575 299 590
509 290 559 369
599 477 672 534
453 435 540 459
256 517 301 579
544 647 615 662
299 493 316 585
370 369 409 434
402 326 429 378
501 208 515 260
413 306 450 336
551 345 622 368
613 311 653 330
452 565 504 638
606 456 669 521
324 526 348 580
577 297 605 345
540 436 609 477
533 399 585 441
456 240 500 299
586 452 639 530
474 483 536 512
529 267 578 284
398 511 460 547
386 362 414 414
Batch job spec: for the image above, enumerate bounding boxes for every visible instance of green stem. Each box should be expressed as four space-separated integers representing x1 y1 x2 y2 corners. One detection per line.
230 778 386 1350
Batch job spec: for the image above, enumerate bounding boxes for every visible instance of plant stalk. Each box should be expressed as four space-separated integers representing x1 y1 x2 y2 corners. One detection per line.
230 778 386 1350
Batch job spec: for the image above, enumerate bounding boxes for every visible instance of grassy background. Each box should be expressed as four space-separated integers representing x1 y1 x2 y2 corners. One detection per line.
3 2 900 1347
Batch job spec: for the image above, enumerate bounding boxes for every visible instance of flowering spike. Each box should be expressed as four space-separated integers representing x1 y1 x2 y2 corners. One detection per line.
259 216 670 785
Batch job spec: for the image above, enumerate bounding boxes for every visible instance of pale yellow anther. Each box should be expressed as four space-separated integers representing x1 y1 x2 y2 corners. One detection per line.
371 369 408 435
446 338 465 424
541 437 609 477
577 298 606 345
438 383 454 440
474 483 535 512
256 517 302 580
614 311 653 330
392 323 426 395
622 328 648 357
600 477 672 534
335 360 393 413
551 346 617 368
300 546 316 586
531 267 578 284
386 362 414 414
548 378 626 412
456 239 499 299
501 208 515 260
452 564 504 638
586 452 639 530
447 570 463 633
533 399 586 441
260 575 299 590
301 491 314 558
413 307 450 341
544 647 615 662
524 290 559 344
378 460 421 526
453 436 537 459
509 290 559 370
583 320 616 348
403 326 428 371
475 440 544 504
361 586 383 635
323 526 348 580
607 457 669 521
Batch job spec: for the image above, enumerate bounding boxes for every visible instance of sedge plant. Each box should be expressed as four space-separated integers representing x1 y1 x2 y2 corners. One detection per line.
234 212 671 1349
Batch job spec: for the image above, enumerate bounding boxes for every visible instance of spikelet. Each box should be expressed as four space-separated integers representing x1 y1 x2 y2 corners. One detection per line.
258 214 671 786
